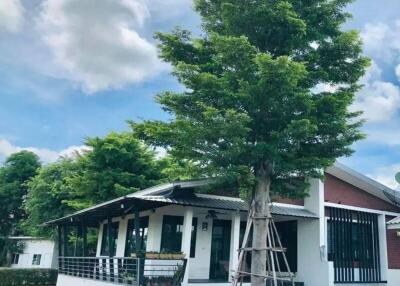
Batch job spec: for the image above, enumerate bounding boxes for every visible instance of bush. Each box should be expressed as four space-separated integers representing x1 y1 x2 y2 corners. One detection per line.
0 268 58 286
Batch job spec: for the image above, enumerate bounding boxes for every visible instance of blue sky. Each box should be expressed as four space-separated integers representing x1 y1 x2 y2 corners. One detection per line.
0 0 399 189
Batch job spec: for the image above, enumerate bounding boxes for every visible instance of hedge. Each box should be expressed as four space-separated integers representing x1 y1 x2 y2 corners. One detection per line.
0 268 58 286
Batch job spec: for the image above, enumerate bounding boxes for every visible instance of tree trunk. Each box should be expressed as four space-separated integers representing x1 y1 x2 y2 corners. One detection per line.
251 162 272 286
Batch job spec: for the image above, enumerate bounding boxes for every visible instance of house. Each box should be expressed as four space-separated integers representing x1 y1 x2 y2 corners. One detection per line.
46 162 400 286
8 236 58 269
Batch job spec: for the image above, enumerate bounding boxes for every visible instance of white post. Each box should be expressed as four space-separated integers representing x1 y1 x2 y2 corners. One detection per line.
379 214 389 281
229 212 241 282
297 178 333 286
146 211 163 252
116 218 128 257
181 207 194 286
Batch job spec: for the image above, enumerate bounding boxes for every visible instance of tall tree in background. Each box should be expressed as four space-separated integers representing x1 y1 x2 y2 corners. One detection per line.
133 1 369 285
23 158 81 237
0 151 41 236
23 131 172 236
0 151 40 265
65 132 166 209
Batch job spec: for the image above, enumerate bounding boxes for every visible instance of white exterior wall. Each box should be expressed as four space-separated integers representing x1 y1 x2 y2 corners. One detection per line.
387 269 400 286
296 178 333 286
11 239 57 269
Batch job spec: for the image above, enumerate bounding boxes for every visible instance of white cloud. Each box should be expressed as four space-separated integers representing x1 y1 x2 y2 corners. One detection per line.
353 81 400 122
0 0 24 32
38 0 165 93
369 163 400 190
0 138 89 163
361 21 400 63
351 61 400 122
396 64 400 80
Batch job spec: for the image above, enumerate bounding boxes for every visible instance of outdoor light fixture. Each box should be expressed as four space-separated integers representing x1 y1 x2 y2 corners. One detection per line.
396 231 400 237
120 203 124 209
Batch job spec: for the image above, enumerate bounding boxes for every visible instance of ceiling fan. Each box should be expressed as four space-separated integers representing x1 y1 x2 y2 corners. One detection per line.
199 210 226 220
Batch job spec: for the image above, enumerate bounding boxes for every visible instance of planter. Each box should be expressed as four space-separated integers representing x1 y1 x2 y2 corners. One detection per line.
170 254 185 259
159 253 171 259
158 253 185 259
146 253 160 259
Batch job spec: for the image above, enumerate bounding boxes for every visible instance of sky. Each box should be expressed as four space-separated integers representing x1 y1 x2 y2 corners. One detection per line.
0 0 399 190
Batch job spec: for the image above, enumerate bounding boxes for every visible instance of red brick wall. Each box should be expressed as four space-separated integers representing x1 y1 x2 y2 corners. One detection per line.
387 229 400 269
324 174 400 212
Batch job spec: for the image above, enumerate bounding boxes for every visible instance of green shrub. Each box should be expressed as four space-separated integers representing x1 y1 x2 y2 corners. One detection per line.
0 268 58 286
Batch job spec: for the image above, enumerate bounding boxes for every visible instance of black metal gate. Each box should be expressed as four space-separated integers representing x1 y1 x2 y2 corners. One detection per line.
327 207 382 283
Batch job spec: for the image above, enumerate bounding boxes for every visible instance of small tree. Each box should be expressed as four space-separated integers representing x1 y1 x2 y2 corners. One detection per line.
133 1 369 285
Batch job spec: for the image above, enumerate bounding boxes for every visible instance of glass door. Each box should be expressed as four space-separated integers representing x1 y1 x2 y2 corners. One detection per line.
209 219 232 281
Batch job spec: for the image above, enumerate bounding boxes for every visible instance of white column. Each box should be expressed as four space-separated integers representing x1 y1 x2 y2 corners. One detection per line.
229 212 241 282
181 207 194 285
297 178 333 286
146 211 163 252
96 223 104 257
379 214 389 281
116 218 128 257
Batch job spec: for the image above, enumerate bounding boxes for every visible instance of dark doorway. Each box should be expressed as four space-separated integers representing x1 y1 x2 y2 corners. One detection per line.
209 219 232 281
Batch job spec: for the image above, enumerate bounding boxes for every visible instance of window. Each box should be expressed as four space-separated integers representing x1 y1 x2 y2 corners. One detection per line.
100 221 119 256
11 254 19 265
32 254 41 265
125 216 149 256
327 207 381 283
190 218 198 258
160 215 198 255
161 216 184 252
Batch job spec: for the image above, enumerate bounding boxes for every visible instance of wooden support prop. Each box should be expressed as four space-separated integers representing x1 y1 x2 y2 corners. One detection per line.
231 198 295 286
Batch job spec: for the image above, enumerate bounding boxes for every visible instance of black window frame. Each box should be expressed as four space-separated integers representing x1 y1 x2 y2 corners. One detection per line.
190 217 198 258
161 215 184 253
32 254 41 265
100 221 119 257
11 253 19 265
125 216 149 257
160 215 198 255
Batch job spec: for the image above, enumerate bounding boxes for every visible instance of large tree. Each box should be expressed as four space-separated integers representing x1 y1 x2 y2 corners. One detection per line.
133 0 369 285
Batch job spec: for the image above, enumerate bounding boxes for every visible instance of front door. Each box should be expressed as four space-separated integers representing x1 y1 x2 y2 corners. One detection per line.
209 219 232 281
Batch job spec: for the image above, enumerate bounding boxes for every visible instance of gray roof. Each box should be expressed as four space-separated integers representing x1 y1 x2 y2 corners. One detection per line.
387 217 400 225
45 179 317 225
138 194 318 219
